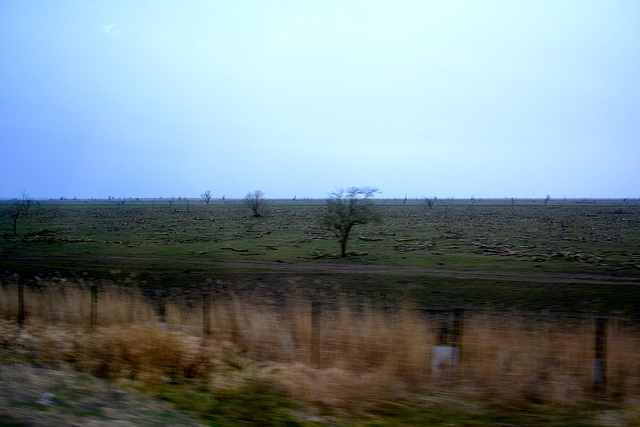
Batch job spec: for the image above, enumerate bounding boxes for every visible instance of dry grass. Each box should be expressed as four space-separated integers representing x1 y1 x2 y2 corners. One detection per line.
1 280 639 413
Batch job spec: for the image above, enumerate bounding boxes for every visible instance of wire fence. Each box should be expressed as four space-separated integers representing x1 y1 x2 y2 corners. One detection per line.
1 280 639 400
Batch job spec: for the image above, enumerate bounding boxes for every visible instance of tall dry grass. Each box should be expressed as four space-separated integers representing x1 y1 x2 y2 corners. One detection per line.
1 280 639 409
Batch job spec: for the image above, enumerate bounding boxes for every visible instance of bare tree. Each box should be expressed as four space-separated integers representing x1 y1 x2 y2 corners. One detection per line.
545 195 551 207
319 187 381 257
201 190 212 205
423 196 434 210
9 201 25 236
8 191 35 235
244 190 266 217
22 190 35 216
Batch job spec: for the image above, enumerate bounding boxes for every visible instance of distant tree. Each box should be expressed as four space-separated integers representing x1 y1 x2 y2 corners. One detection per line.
319 187 381 257
184 198 191 213
8 191 36 235
22 190 35 216
9 202 24 235
545 195 551 207
423 197 434 210
201 190 212 205
443 198 453 220
244 190 266 217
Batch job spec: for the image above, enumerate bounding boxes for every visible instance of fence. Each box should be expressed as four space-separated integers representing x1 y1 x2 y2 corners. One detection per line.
1 281 639 401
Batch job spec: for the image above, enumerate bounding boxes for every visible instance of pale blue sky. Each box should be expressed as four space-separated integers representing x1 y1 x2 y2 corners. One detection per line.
1 1 639 199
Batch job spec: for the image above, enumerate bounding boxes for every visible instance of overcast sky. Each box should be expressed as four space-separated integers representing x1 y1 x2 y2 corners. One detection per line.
1 1 639 200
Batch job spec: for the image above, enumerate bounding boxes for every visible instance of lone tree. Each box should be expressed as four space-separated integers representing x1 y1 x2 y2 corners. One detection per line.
423 196 434 210
8 191 36 235
201 190 212 205
320 187 381 257
244 190 266 217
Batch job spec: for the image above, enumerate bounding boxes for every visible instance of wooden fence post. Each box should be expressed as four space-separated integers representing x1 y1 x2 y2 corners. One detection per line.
432 308 464 375
202 292 211 339
311 300 321 367
17 279 25 327
437 322 449 346
157 290 167 324
452 308 464 363
593 316 608 393
90 284 98 329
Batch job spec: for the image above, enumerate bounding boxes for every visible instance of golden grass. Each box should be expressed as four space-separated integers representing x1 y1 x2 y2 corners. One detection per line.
1 280 639 410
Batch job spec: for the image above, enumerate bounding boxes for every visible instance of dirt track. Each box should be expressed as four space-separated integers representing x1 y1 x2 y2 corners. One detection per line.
216 259 640 285
8 254 640 286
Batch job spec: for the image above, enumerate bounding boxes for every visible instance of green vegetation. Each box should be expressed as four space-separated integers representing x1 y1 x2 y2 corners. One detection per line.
1 197 639 314
156 380 299 426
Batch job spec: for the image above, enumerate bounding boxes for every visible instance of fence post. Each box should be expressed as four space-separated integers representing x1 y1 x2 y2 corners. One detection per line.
157 290 167 324
452 308 464 364
17 278 25 327
432 309 464 375
593 316 608 393
202 292 211 339
437 322 449 346
90 284 98 329
311 300 321 368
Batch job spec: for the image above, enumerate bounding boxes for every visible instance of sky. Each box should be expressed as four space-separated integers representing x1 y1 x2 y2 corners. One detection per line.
1 0 639 200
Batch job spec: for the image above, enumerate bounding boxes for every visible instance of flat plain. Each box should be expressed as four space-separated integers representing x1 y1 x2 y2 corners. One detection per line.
1 197 639 314
2 197 640 425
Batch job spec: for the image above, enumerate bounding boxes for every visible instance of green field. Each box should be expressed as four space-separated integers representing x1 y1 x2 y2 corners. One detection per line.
2 197 640 425
2 197 639 314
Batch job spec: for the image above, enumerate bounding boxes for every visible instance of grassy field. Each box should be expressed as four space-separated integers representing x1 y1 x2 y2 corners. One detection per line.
1 197 640 424
1 197 639 314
